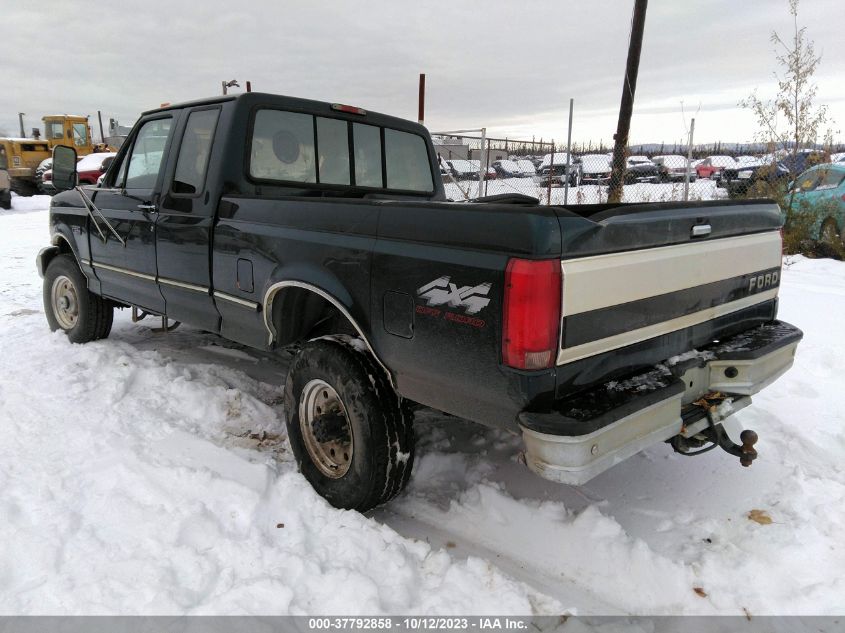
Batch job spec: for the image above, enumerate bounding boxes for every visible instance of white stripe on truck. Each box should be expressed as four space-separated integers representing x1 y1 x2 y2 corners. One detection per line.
560 231 782 316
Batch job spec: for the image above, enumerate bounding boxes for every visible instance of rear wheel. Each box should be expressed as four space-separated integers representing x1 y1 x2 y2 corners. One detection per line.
43 254 113 343
284 338 414 512
0 189 10 210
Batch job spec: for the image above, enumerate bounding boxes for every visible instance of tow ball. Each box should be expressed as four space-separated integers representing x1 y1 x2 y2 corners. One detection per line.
717 428 759 467
671 393 759 467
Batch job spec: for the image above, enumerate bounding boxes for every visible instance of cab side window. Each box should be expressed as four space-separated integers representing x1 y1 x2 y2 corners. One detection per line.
72 123 89 147
48 122 64 140
122 118 173 190
172 109 220 195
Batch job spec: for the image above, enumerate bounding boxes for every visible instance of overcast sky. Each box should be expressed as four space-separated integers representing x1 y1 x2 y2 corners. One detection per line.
3 0 844 146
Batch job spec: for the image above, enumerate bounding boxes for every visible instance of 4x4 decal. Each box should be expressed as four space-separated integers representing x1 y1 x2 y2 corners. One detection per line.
417 276 491 315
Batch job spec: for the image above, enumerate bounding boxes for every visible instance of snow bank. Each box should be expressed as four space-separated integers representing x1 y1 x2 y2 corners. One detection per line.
7 192 53 214
0 204 556 615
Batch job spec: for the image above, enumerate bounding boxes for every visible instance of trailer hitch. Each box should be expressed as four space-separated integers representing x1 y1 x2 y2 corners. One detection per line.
717 428 758 467
671 392 759 467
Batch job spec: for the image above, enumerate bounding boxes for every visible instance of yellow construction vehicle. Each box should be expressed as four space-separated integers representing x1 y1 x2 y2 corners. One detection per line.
0 115 108 196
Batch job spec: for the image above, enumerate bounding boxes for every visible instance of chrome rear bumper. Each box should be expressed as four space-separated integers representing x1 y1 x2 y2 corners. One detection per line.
519 321 802 485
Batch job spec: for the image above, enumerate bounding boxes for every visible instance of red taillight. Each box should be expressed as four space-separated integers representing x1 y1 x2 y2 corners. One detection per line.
502 258 562 370
331 103 367 115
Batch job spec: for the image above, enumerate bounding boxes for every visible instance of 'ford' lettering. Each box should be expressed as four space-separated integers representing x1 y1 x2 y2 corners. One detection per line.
749 270 780 293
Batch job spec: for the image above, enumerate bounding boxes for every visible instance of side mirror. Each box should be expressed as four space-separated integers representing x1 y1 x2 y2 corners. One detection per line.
52 146 78 192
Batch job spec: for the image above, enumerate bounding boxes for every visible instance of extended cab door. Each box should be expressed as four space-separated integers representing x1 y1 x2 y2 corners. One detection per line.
154 106 222 332
90 115 176 313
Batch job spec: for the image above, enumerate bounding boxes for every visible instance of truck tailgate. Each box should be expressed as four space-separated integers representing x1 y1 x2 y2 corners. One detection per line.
553 200 784 383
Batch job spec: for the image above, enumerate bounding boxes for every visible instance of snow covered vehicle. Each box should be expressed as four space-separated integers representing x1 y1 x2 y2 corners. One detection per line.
37 92 802 511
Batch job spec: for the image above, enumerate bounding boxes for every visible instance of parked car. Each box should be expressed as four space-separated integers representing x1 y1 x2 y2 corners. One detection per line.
40 91 801 512
788 163 845 243
652 155 695 182
43 152 117 189
830 152 845 164
77 152 117 183
624 156 660 184
696 156 737 181
536 152 580 186
515 159 537 177
36 158 53 194
724 150 829 197
579 154 612 184
491 159 523 178
446 159 480 180
537 152 575 171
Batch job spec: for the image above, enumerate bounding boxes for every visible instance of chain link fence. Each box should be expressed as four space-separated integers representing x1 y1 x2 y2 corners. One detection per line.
432 133 845 205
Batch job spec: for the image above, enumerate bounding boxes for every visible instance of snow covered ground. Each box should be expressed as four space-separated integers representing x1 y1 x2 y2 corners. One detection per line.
1 195 843 616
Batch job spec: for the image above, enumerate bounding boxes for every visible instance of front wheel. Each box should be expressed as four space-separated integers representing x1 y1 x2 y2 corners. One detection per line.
284 338 414 512
43 254 113 343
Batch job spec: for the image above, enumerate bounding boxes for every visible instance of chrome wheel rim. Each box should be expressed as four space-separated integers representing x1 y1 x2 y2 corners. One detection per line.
299 379 353 478
51 275 79 330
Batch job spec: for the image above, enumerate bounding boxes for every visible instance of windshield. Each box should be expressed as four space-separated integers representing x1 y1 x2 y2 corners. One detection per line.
796 167 845 192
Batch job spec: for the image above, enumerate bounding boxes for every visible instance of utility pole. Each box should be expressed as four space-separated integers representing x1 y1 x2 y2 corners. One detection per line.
97 111 105 144
478 127 487 198
563 99 574 205
683 117 695 201
418 73 425 125
607 0 648 203
18 113 25 138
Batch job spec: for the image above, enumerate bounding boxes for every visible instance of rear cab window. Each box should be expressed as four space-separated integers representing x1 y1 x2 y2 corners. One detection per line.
247 107 434 195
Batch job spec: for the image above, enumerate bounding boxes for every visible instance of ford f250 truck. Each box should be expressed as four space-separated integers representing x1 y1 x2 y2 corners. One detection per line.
38 92 802 511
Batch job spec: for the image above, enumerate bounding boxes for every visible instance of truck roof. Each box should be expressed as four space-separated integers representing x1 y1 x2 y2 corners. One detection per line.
142 92 427 135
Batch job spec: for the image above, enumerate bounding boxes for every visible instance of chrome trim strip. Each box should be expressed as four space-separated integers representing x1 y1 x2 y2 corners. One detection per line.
80 258 92 267
556 289 779 366
93 261 157 282
213 291 260 310
159 276 209 294
263 280 394 387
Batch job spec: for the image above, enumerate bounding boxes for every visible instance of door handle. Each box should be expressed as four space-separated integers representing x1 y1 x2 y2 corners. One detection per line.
137 204 158 213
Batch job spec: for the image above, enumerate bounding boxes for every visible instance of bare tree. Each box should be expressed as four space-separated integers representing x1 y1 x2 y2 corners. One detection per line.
740 0 836 176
